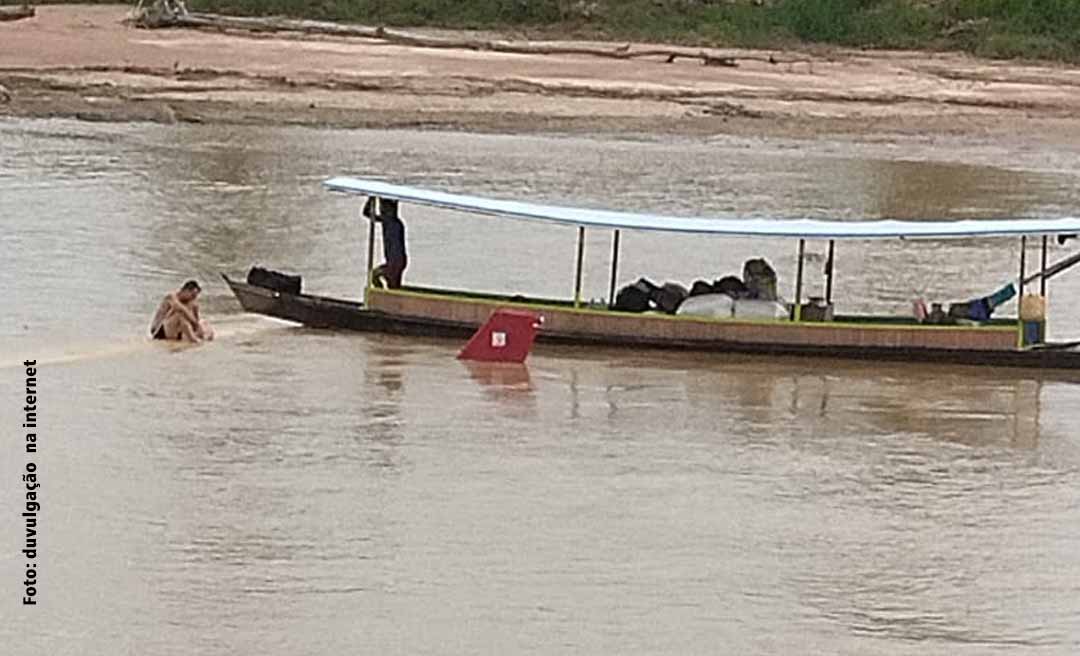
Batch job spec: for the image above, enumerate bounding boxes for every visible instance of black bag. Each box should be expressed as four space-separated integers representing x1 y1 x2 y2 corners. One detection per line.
689 279 714 297
247 266 302 295
652 282 688 314
714 275 749 299
613 278 658 312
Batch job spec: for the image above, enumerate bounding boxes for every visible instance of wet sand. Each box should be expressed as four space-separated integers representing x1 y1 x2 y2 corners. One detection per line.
5 5 1080 141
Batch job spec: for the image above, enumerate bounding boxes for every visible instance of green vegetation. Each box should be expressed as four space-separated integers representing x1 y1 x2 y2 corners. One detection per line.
14 0 1080 62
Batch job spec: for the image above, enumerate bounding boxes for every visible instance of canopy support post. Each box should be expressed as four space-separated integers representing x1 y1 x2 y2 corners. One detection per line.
574 226 586 309
1018 236 1027 348
364 204 376 301
1040 235 1049 297
608 229 621 307
825 239 835 305
794 239 806 321
1019 236 1027 298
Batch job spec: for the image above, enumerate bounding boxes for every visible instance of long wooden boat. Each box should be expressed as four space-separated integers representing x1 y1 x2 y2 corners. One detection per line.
225 177 1080 371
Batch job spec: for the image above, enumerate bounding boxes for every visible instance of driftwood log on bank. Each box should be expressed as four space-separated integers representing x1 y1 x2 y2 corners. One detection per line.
135 9 813 69
0 5 34 22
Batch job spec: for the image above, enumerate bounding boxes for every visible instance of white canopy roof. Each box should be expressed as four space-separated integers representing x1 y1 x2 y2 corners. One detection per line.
324 177 1080 240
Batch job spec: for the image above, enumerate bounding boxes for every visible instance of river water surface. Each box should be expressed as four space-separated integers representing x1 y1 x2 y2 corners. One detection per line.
3 119 1080 655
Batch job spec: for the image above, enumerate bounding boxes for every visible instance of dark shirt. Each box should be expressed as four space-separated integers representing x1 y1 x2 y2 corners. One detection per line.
381 215 407 263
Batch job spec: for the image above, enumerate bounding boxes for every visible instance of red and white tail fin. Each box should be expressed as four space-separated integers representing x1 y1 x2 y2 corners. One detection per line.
458 310 543 363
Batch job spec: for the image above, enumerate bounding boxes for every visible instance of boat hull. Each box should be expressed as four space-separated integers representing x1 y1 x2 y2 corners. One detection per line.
223 276 1080 371
223 275 477 337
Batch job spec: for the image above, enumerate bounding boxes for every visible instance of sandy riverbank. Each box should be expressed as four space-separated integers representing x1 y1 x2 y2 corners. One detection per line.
3 5 1080 141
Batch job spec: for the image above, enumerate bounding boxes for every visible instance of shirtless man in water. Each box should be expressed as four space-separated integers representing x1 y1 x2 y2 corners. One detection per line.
150 280 213 342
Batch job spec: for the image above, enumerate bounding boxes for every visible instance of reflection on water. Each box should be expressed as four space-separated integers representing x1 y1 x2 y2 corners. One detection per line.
588 350 1047 449
463 361 537 418
4 119 1080 655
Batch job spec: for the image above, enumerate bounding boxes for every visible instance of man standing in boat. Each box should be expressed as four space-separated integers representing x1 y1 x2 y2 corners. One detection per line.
365 196 408 289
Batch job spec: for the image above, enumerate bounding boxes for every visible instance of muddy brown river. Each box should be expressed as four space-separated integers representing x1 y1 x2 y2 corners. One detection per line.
2 119 1079 654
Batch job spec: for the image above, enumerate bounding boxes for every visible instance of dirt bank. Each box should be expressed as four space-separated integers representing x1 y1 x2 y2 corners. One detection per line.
4 5 1080 141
